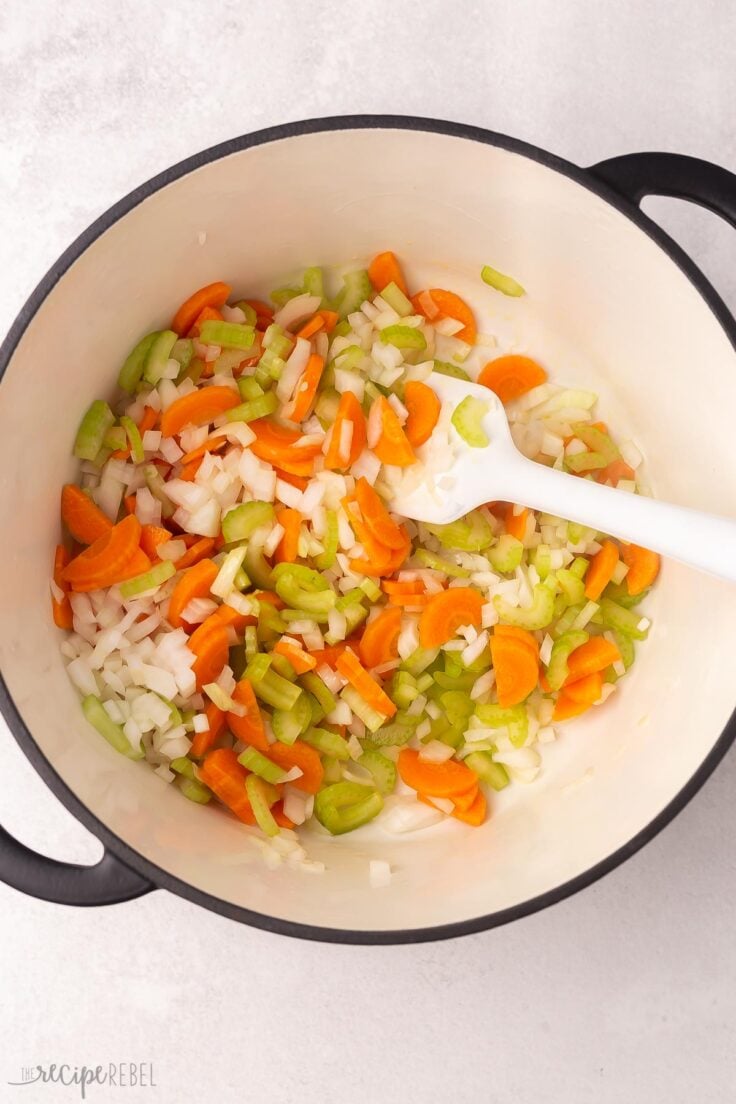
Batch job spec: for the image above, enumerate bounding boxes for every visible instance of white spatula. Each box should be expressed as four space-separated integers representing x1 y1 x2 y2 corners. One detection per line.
389 374 736 582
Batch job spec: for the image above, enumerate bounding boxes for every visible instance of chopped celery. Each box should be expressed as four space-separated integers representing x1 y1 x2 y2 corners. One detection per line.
334 344 364 371
244 528 274 590
222 501 275 544
143 329 178 384
416 673 434 693
332 320 351 338
603 582 646 609
464 750 510 790
179 777 212 804
118 332 159 392
246 774 280 837
364 723 414 748
313 782 383 835
262 324 293 357
270 286 302 308
567 522 597 546
92 446 112 468
238 376 265 401
598 598 649 640
552 602 585 637
269 652 298 681
480 264 525 298
244 625 258 660
233 567 250 591
545 630 589 690
244 653 272 683
532 544 552 580
380 324 427 350
341 685 386 733
487 533 523 573
275 572 336 619
143 463 174 518
82 694 143 759
565 422 619 474
427 509 493 552
322 756 343 784
379 281 413 317
252 669 303 711
119 559 175 598
238 746 288 784
257 348 286 380
570 557 589 580
120 415 144 463
103 426 127 451
400 646 440 676
314 388 341 429
257 600 287 638
433 671 476 692
302 726 350 760
451 396 489 447
272 694 312 745
199 320 255 350
357 748 397 794
172 338 194 370
440 690 474 728
74 400 115 461
213 348 249 376
342 602 368 637
494 584 555 630
557 567 586 605
432 360 471 381
335 270 373 319
225 392 278 423
233 301 257 326
414 549 470 578
612 629 635 669
359 577 382 602
430 717 464 748
299 672 337 718
475 703 528 747
303 266 324 299
170 756 196 780
390 678 418 710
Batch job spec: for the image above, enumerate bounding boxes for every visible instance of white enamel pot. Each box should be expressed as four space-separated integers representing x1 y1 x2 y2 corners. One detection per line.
2 117 736 943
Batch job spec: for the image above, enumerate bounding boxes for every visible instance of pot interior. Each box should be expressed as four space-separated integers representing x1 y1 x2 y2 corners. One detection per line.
2 124 736 934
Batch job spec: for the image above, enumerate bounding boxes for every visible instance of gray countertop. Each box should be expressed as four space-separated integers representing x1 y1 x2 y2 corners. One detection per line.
2 2 735 1100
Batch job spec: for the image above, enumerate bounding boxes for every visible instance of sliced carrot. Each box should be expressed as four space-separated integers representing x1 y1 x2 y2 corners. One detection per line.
584 540 620 601
140 524 173 561
188 305 223 338
178 459 203 482
190 701 227 759
168 558 219 630
359 606 403 669
552 693 591 722
596 458 635 487
323 391 366 470
138 406 159 434
317 309 338 333
61 484 114 544
227 679 268 752
449 784 480 814
274 469 309 491
564 637 621 684
62 515 143 591
354 478 404 549
491 633 539 708
272 803 295 829
386 592 435 608
124 494 137 515
266 739 324 795
178 437 228 467
160 386 240 438
412 288 476 344
283 353 324 422
398 748 478 798
310 638 362 669
343 497 407 576
382 579 425 595
370 397 415 467
248 418 320 476
273 507 302 565
418 588 484 648
273 639 317 674
51 545 73 629
295 314 325 340
174 537 216 570
213 604 256 633
350 527 411 579
403 381 441 447
198 748 255 825
368 250 408 295
621 542 660 596
451 788 487 826
187 618 229 689
478 355 547 404
335 648 397 718
493 624 539 659
171 281 232 337
504 504 528 542
564 671 603 706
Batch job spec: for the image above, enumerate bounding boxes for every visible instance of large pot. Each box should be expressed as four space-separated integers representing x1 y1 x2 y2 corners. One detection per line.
2 117 735 943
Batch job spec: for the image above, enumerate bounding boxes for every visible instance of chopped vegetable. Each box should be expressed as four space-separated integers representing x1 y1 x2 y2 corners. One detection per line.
451 396 489 448
480 264 525 297
478 355 546 403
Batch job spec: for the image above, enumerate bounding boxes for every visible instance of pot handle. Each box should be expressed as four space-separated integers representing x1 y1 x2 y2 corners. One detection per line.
588 152 736 228
0 824 154 906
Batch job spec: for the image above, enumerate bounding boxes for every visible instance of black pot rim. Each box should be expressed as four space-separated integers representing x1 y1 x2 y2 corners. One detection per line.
2 113 735 945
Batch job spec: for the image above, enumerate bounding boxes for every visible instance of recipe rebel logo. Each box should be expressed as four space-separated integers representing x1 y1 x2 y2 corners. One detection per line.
7 1061 156 1098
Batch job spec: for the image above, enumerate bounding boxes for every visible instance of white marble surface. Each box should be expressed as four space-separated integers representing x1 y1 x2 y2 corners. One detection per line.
2 2 736 1101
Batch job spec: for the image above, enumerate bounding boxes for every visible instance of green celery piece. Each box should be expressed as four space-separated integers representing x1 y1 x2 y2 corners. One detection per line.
302 726 350 760
363 723 413 748
432 360 471 381
244 653 272 683
238 747 288 784
603 581 647 609
103 426 127 451
246 774 280 837
451 396 489 447
612 629 635 669
487 533 523 573
272 694 312 745
314 387 341 429
572 422 619 464
120 415 144 463
340 685 386 733
334 345 364 371
545 630 589 690
143 329 178 384
557 567 586 605
199 320 255 350
432 671 476 692
302 266 324 299
531 544 551 579
427 509 493 552
313 782 383 835
379 281 413 316
474 702 528 747
234 301 258 326
380 324 426 350
262 324 293 357
275 573 336 619
335 270 373 319
222 502 275 544
494 584 555 630
598 599 649 640
82 695 143 759
357 748 397 794
225 392 278 423
119 559 175 599
170 756 196 780
252 670 303 711
414 549 470 578
440 690 474 728
270 286 302 308
171 338 194 370
269 653 298 681
179 777 212 804
299 673 337 718
238 375 265 401
118 332 159 392
244 625 258 661
400 646 440 676
359 577 382 602
480 264 525 297
244 529 274 590
74 401 115 461
569 556 589 580
464 750 510 789
143 463 174 518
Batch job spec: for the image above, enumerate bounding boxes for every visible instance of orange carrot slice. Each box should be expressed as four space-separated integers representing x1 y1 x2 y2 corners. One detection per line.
621 542 660 596
412 288 476 344
61 484 113 545
564 637 620 684
418 588 484 648
368 251 408 295
493 624 539 659
354 477 405 549
187 618 229 689
160 386 240 438
323 391 366 470
584 540 620 601
564 671 604 705
171 281 232 336
491 633 539 707
504 504 528 542
359 606 403 669
478 355 547 404
189 701 227 759
283 353 324 422
227 679 268 752
403 381 441 447
398 748 478 798
168 558 219 630
272 639 317 674
51 545 73 629
552 694 591 722
335 648 397 717
62 515 143 591
140 524 173 561
198 748 256 824
274 507 302 565
369 396 415 467
174 537 216 570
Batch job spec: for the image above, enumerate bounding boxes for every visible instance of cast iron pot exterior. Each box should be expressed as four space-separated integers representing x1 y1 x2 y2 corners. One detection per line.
1 116 735 943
